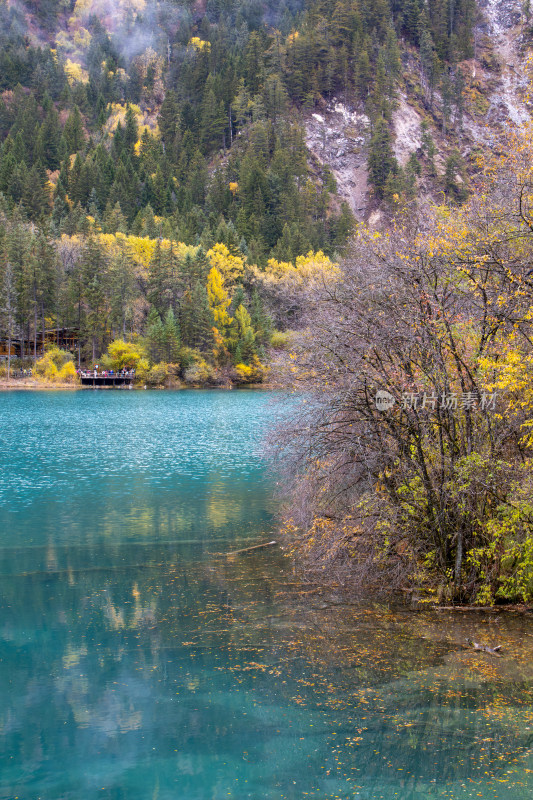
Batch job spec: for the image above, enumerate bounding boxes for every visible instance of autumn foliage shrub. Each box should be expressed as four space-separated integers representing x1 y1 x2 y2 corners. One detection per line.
57 361 78 383
36 348 78 384
146 362 169 386
231 356 266 384
278 132 533 604
183 357 214 384
270 330 292 350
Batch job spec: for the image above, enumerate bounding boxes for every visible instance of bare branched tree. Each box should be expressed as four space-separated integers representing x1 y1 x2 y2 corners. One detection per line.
274 191 533 602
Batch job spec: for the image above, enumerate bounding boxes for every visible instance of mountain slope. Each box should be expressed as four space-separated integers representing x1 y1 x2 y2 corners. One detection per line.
1 0 532 375
306 0 531 221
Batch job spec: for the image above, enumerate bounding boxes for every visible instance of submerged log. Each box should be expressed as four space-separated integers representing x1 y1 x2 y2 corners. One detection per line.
467 639 502 656
218 540 277 557
438 605 500 611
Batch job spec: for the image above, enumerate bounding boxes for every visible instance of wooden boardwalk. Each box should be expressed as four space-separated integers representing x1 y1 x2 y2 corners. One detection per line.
80 374 134 388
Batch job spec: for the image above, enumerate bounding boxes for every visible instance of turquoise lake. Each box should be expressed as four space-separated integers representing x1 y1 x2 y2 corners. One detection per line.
1 390 533 800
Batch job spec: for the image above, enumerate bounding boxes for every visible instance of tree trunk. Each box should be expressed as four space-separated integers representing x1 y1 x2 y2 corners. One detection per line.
41 302 45 357
455 529 463 588
33 301 37 364
7 319 11 380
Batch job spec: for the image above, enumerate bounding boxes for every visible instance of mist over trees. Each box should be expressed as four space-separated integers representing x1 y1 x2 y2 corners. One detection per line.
0 0 479 375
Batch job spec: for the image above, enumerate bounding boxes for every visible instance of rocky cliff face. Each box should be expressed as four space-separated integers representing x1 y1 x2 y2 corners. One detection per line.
305 0 531 223
479 0 529 127
305 104 370 221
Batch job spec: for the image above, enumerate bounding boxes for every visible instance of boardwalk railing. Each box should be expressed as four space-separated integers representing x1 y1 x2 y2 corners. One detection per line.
79 371 135 387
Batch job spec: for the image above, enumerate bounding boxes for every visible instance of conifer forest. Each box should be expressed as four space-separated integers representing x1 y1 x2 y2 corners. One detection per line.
0 0 475 381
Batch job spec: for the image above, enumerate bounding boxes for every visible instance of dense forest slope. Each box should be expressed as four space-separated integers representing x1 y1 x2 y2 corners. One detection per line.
305 0 531 221
0 0 531 379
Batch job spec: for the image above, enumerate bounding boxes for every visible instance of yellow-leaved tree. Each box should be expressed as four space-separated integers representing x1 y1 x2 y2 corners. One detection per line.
103 339 145 372
246 250 339 329
206 243 245 285
35 347 79 384
274 124 533 605
206 266 233 332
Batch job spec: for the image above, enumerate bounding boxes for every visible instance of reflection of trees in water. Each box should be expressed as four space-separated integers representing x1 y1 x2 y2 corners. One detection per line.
2 545 533 797
334 682 533 783
0 460 275 563
256 604 533 790
160 557 533 788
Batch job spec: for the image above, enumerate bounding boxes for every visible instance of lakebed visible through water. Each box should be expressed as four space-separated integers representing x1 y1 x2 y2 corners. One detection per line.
0 390 533 800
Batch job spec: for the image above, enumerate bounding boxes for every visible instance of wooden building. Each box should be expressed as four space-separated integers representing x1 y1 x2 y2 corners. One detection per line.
0 328 79 360
0 341 17 359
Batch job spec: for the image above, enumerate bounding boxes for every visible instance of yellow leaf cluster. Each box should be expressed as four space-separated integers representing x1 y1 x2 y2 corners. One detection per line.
233 356 266 384
206 267 233 329
207 243 245 284
106 339 145 370
73 27 91 48
189 37 211 52
103 105 158 140
60 233 198 278
72 0 92 17
262 250 339 284
64 59 89 86
104 233 197 272
102 103 143 136
35 350 78 384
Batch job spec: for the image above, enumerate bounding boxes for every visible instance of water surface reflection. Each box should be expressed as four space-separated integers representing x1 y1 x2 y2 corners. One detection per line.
1 391 533 799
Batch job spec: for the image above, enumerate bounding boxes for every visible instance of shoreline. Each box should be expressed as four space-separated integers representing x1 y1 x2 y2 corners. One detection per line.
0 379 80 390
0 379 278 391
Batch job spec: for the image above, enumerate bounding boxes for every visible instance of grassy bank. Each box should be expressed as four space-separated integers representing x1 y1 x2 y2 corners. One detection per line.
0 378 81 390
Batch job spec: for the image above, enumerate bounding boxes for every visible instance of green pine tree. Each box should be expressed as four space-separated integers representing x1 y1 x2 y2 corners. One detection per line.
367 117 398 199
63 106 85 155
163 307 180 362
